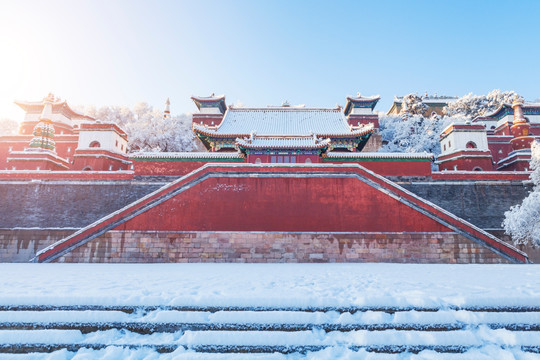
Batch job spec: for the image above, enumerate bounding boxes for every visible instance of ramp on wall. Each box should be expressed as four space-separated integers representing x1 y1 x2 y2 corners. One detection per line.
33 164 528 264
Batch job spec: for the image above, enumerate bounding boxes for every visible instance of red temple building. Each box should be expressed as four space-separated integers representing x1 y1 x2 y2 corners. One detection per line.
0 94 131 172
438 96 540 171
191 94 378 164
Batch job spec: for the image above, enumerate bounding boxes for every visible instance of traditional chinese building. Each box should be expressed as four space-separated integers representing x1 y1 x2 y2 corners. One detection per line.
191 94 378 163
0 94 131 172
438 96 540 171
387 93 458 117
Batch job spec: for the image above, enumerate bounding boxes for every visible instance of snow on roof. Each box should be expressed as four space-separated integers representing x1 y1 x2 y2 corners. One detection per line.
474 101 540 122
191 94 227 113
14 98 93 120
343 94 381 115
422 98 458 104
195 107 370 137
191 94 226 102
130 151 244 159
237 135 331 149
393 96 458 104
346 94 381 102
473 104 512 121
8 149 69 163
326 152 433 159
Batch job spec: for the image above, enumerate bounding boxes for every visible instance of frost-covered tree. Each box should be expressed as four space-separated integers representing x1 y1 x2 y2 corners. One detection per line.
0 118 19 135
77 103 196 152
503 141 540 247
378 114 451 156
401 94 428 116
444 89 518 119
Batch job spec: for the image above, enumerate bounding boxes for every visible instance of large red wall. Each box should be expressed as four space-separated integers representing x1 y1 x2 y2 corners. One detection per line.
134 158 432 177
116 175 449 233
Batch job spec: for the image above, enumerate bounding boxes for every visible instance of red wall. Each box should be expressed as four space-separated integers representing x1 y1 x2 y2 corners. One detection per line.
0 137 31 169
324 159 432 176
72 150 130 171
497 157 533 172
116 175 449 233
192 114 224 127
52 136 78 163
488 140 513 164
133 157 432 177
437 155 494 172
133 159 243 176
0 171 133 180
347 114 379 129
8 159 65 171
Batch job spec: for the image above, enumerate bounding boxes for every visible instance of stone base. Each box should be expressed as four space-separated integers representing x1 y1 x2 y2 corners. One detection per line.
0 229 74 262
56 231 511 264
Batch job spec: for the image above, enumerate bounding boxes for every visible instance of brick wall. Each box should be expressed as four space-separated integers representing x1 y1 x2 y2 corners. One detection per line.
57 231 511 264
0 229 74 262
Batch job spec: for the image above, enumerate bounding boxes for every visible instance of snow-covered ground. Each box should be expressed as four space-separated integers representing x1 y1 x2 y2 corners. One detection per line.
1 263 539 308
1 264 540 360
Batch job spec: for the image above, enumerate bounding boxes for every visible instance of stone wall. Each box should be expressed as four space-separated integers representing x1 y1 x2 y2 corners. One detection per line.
56 231 511 264
0 229 74 262
400 181 532 229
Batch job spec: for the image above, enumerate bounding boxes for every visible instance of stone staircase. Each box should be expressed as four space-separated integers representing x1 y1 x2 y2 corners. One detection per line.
1 305 540 358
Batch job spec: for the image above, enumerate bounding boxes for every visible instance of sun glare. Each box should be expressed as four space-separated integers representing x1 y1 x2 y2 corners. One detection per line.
0 8 67 121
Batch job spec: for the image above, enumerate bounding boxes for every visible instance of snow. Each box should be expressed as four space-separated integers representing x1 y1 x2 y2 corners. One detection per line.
445 90 519 119
206 108 354 136
504 140 540 246
2 264 540 359
76 102 197 153
378 114 450 156
5 327 536 349
3 309 540 327
1 263 540 309
1 348 540 360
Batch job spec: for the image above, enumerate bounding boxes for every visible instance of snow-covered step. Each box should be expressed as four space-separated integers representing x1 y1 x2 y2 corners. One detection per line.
2 347 540 360
2 309 540 332
1 328 540 354
3 304 540 312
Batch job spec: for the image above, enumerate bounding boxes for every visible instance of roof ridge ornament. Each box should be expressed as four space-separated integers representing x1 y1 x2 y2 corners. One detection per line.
44 93 56 102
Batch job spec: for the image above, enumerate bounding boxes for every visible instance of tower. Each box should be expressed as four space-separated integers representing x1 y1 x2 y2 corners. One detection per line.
28 94 56 152
163 98 171 120
497 96 536 171
6 94 69 170
510 96 534 151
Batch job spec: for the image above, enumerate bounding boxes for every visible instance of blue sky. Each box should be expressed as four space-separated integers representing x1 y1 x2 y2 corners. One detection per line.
0 0 539 120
